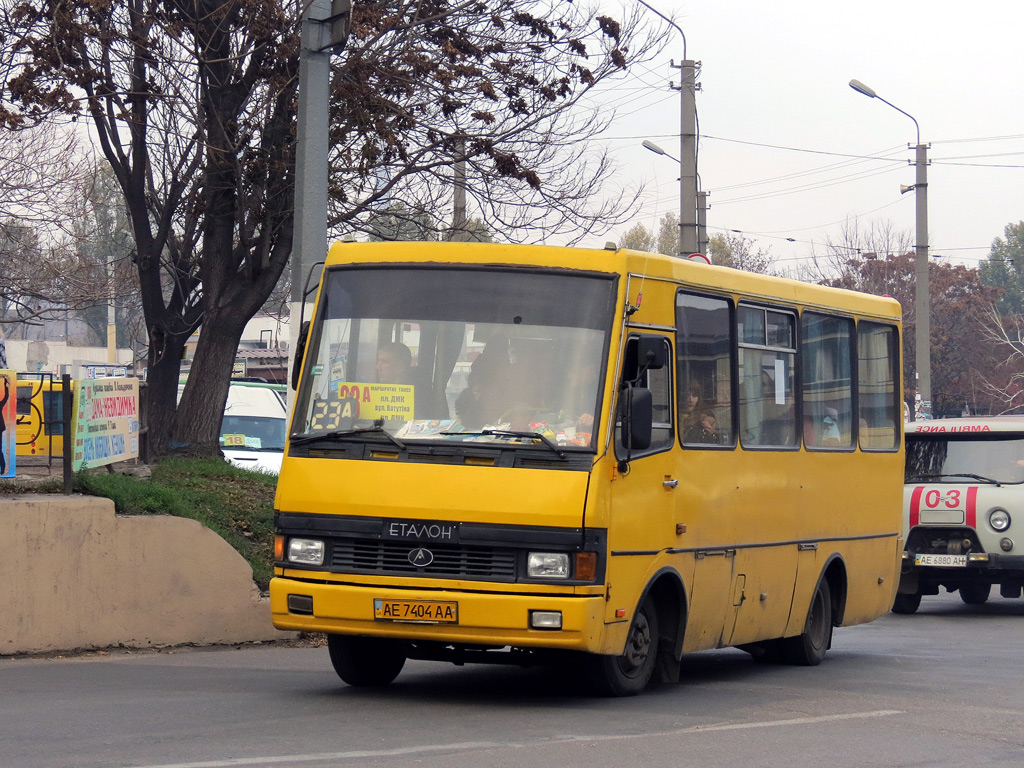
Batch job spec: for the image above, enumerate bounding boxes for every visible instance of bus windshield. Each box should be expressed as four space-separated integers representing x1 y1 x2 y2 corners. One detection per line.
292 266 616 450
906 434 1024 485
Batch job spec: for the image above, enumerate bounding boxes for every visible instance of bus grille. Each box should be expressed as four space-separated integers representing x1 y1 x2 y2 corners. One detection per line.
330 539 517 580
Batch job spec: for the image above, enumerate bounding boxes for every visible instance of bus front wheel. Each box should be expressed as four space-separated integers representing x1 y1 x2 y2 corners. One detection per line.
780 578 833 666
588 598 660 696
327 634 406 687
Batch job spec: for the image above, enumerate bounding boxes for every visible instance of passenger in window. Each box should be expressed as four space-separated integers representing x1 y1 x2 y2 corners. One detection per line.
455 352 504 428
820 407 842 446
685 408 719 445
376 342 413 385
681 380 703 431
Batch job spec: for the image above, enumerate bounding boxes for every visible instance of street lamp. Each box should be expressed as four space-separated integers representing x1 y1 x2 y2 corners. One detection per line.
849 78 931 419
635 1 698 257
642 140 708 254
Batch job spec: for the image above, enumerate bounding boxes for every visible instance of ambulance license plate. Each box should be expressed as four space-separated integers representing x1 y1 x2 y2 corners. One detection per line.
915 553 967 567
373 599 458 623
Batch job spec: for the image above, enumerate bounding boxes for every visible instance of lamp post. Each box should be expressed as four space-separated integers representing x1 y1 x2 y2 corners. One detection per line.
635 1 698 257
849 79 930 419
642 140 708 255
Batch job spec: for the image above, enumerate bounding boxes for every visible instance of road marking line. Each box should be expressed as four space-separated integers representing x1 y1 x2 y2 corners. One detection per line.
118 710 905 768
118 742 506 768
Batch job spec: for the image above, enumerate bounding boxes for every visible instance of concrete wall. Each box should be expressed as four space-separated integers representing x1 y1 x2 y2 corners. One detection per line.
1 495 293 655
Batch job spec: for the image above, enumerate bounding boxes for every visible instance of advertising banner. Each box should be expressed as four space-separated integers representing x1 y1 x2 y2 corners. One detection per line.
0 370 15 478
72 377 141 471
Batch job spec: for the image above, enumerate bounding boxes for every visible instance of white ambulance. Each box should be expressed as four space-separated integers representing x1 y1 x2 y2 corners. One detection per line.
896 416 1024 613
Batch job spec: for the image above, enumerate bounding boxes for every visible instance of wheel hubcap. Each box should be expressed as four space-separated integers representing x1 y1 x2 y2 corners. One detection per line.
621 611 652 671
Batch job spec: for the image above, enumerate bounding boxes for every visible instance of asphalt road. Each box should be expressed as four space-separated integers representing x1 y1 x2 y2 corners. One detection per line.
3 592 1023 768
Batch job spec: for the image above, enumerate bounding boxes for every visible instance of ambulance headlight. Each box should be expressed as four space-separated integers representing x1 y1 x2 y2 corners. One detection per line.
989 509 1011 532
527 552 570 579
287 538 325 565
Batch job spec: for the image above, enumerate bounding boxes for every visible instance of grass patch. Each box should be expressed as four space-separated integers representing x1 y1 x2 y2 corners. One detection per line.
73 457 277 589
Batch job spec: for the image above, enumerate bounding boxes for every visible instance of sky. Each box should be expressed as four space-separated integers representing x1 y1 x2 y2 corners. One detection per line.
591 0 1024 273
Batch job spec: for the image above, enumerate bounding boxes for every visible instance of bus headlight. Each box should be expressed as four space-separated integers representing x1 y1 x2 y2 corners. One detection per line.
989 509 1011 532
527 552 570 579
287 538 325 565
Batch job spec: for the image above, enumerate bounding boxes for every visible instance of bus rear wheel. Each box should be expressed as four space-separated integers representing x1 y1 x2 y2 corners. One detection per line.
588 599 659 696
327 634 406 687
960 583 991 605
891 592 922 614
780 578 833 666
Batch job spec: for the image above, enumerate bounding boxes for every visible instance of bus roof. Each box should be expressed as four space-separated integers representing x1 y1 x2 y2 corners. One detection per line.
323 241 902 322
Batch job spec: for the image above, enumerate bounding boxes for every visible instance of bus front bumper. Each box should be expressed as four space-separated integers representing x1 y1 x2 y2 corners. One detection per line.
270 576 611 653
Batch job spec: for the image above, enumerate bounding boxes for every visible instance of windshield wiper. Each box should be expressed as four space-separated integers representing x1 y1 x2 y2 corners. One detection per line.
291 422 406 450
440 429 566 460
908 472 1003 486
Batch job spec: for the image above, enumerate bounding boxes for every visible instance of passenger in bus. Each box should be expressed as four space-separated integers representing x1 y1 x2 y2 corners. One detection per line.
684 408 719 444
376 342 413 385
681 379 704 433
455 352 504 428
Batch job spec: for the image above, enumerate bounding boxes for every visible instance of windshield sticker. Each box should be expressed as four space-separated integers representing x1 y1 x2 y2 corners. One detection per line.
222 434 263 449
395 419 456 437
336 382 415 420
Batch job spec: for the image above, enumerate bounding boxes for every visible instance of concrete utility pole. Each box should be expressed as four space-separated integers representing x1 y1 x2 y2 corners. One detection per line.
674 59 699 256
849 79 930 419
451 138 469 242
913 140 931 418
636 1 699 258
289 0 351 389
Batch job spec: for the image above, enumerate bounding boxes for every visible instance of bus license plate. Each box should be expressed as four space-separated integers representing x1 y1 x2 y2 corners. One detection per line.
915 554 967 567
374 599 459 624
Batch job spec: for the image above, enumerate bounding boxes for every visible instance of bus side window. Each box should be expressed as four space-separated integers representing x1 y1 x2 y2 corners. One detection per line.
801 312 853 449
676 291 735 448
738 305 797 449
615 335 674 458
858 321 899 451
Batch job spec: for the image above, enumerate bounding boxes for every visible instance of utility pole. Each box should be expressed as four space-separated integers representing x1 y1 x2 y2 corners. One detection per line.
635 2 699 258
288 0 351 389
914 141 931 418
672 59 700 256
451 138 469 242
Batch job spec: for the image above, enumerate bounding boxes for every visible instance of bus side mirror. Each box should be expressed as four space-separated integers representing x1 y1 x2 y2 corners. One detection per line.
637 337 667 370
291 321 310 391
620 385 653 451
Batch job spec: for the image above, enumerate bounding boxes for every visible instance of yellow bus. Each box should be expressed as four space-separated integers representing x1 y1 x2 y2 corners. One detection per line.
272 242 904 695
16 375 72 458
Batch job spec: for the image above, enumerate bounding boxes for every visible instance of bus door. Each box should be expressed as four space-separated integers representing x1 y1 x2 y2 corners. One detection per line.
605 334 682 625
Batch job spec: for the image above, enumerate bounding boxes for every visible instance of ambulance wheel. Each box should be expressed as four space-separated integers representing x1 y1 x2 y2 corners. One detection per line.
891 592 922 614
780 578 833 666
588 598 659 696
959 583 991 605
327 634 406 687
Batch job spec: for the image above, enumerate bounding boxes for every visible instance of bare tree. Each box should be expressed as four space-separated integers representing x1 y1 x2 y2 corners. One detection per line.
3 0 664 457
0 121 91 242
979 305 1024 414
800 217 913 284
